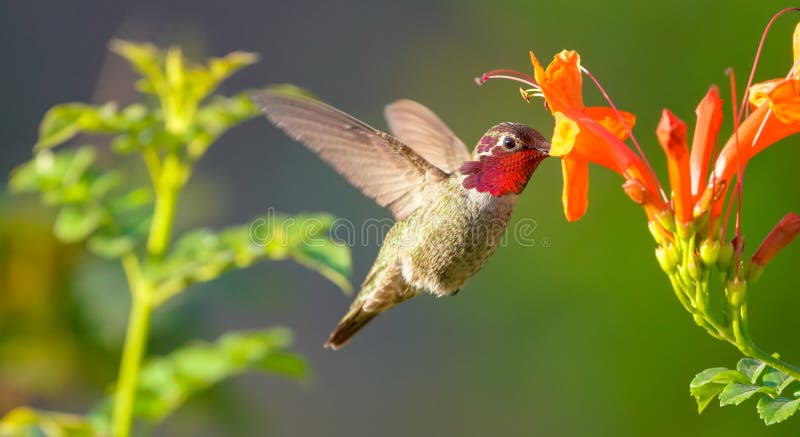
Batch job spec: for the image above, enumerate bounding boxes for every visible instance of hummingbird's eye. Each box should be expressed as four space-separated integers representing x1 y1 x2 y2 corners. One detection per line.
502 136 516 149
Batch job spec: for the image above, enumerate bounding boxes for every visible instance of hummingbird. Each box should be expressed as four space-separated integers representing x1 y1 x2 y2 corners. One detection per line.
253 86 550 349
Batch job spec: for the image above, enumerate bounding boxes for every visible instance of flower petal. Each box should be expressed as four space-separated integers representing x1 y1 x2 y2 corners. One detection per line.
550 111 580 156
545 50 585 109
690 86 723 197
583 106 636 140
768 79 800 123
561 156 589 222
751 212 800 267
657 109 692 223
750 79 784 108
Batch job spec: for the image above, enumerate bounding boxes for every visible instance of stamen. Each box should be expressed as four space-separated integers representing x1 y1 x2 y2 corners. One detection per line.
738 7 800 124
726 69 746 276
476 69 540 89
580 65 667 202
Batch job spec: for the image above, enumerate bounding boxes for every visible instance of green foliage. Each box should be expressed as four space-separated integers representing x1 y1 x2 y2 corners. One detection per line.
146 214 351 305
88 328 307 433
0 408 95 437
9 147 152 258
691 358 800 425
5 39 352 437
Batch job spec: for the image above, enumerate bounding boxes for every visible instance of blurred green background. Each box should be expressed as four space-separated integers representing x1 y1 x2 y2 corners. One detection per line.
2 1 800 435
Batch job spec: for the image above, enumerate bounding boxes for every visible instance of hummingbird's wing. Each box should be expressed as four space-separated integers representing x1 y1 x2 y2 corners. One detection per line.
253 88 448 220
384 99 472 174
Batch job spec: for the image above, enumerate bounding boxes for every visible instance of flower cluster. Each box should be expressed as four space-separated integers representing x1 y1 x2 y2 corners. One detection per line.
478 12 800 401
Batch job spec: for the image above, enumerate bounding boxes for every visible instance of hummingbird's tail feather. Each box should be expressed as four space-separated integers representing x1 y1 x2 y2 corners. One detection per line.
325 304 379 350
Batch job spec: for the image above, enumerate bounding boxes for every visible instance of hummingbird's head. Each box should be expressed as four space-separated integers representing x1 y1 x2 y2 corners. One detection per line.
460 123 550 197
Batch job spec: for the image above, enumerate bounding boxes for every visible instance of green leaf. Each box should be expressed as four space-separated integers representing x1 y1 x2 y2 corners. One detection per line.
263 83 320 100
719 382 772 406
147 213 351 303
763 368 794 394
690 367 749 388
757 397 800 425
188 92 259 159
110 40 166 96
35 103 95 150
691 383 726 413
92 328 307 426
0 407 95 437
737 358 767 383
10 147 97 196
54 204 103 242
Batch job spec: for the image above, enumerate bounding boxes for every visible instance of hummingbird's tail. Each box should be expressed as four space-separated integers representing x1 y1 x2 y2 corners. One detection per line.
324 304 379 350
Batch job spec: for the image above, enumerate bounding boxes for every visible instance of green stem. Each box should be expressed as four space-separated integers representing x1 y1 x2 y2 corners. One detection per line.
112 255 153 437
147 185 178 257
146 152 187 258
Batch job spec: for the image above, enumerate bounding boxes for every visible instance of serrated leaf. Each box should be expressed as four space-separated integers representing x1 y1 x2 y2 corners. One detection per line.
0 407 95 437
691 383 725 413
719 382 772 406
92 328 307 426
737 358 767 383
757 396 800 425
763 368 794 394
690 367 750 388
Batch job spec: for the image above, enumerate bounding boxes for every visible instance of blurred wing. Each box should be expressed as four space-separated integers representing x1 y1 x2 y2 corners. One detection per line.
252 88 447 220
384 99 471 173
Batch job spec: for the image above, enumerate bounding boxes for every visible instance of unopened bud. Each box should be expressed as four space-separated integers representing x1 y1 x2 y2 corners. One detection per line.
716 241 734 272
655 245 678 274
726 280 747 308
700 239 721 267
648 221 666 245
687 254 702 280
655 210 677 234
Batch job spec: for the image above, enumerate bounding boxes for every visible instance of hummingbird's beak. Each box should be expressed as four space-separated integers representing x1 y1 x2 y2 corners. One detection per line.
537 140 552 155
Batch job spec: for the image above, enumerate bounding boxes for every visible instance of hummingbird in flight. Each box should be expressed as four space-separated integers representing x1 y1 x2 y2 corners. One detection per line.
253 86 550 349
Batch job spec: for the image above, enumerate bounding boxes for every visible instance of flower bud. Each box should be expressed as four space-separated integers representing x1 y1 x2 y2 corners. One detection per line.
655 245 678 274
655 210 677 234
648 221 666 245
687 254 702 280
700 239 721 267
726 280 747 308
716 241 734 272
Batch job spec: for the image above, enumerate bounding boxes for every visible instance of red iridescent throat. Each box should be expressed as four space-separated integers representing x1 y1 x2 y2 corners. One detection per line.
461 146 547 196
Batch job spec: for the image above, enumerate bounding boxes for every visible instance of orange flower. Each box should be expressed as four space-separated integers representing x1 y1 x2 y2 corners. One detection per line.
528 50 661 221
697 22 800 218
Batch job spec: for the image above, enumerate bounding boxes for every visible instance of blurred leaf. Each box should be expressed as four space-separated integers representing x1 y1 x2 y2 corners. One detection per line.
719 383 773 406
0 407 95 437
263 83 319 100
54 205 103 242
757 397 800 425
110 40 166 96
91 328 307 428
188 91 259 159
35 103 151 151
147 213 351 303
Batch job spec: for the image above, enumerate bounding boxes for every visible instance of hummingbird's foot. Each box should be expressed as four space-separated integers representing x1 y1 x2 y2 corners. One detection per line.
450 289 461 296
